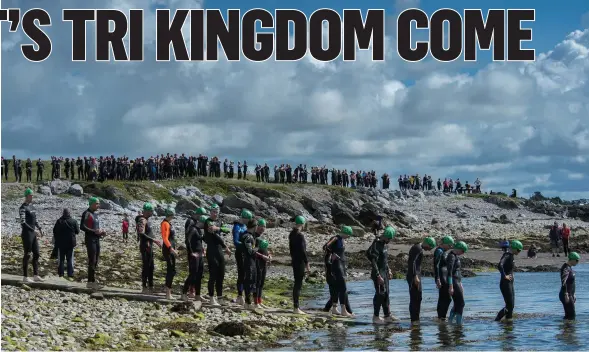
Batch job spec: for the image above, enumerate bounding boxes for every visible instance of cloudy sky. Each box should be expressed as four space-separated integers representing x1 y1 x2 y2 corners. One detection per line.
1 0 588 200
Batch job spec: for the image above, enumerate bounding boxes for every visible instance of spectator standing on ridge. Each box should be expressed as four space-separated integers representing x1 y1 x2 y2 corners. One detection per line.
549 222 562 257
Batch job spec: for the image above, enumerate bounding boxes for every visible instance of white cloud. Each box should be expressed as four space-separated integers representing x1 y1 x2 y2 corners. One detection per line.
568 173 584 180
2 0 589 199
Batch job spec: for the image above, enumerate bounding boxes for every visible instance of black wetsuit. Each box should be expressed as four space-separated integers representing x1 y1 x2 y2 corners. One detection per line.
136 216 155 289
407 243 424 322
161 219 176 289
366 239 391 317
242 231 257 305
232 222 247 297
322 236 353 313
205 218 228 298
559 263 576 320
255 247 268 302
447 251 465 317
81 209 100 283
434 246 451 319
183 218 205 295
289 228 309 309
19 202 41 277
495 252 515 321
324 235 350 309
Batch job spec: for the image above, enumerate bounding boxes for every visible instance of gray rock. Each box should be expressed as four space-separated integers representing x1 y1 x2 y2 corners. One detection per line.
68 184 84 196
38 185 52 196
223 192 266 213
175 198 198 214
213 195 224 205
48 180 71 195
265 197 311 219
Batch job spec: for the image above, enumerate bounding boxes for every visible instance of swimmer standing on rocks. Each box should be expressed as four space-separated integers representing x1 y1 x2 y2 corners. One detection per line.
20 188 45 283
289 215 311 315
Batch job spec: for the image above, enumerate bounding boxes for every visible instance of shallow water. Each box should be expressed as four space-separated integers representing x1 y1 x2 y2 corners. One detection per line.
277 264 589 350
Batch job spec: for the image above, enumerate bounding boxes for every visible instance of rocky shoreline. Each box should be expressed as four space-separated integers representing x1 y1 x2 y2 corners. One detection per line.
2 178 588 350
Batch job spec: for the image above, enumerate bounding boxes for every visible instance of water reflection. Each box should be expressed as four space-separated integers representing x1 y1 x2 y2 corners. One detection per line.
436 322 452 347
556 320 579 347
500 321 515 351
326 328 348 351
372 326 393 351
409 325 423 350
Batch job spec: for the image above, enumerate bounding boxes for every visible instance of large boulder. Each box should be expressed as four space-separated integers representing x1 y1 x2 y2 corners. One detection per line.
331 203 363 227
67 184 84 196
301 195 332 219
175 198 199 214
265 197 309 218
358 203 381 226
83 184 130 208
242 187 284 200
38 185 52 196
484 196 519 210
48 179 71 194
223 192 266 213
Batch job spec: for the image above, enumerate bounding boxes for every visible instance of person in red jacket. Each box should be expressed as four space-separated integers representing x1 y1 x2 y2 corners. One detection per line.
122 214 129 243
561 223 571 257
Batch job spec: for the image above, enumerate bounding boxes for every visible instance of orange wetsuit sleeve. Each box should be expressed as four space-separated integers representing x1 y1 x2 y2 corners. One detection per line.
161 221 171 248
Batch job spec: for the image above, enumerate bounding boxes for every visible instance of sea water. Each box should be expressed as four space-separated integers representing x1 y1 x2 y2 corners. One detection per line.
276 264 589 350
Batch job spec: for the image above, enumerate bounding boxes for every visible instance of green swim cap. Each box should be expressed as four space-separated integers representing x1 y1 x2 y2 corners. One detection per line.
143 202 154 211
165 208 175 217
569 252 581 261
259 239 269 250
195 207 208 215
209 204 219 211
454 241 468 253
89 197 99 205
424 237 436 248
510 240 523 251
341 225 353 236
241 209 253 220
257 218 267 227
220 225 231 233
442 236 455 245
383 226 396 239
199 215 208 223
295 215 306 225
24 188 33 197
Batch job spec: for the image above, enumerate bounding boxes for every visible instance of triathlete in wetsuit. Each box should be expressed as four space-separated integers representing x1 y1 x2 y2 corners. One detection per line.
181 208 208 301
434 235 454 321
407 237 435 324
366 226 396 325
560 252 580 320
81 197 106 289
495 240 523 321
322 233 353 316
205 209 231 306
323 226 355 317
161 208 177 299
447 241 468 325
289 215 311 315
255 239 272 309
136 203 161 294
19 188 45 283
242 220 258 309
232 209 251 305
